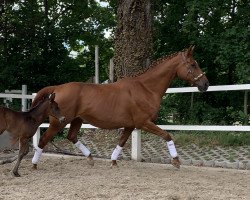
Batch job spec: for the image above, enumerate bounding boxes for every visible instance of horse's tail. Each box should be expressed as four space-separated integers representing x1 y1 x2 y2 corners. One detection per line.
31 86 56 108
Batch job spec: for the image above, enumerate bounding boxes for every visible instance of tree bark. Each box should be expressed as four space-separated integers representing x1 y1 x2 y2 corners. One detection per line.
113 0 153 79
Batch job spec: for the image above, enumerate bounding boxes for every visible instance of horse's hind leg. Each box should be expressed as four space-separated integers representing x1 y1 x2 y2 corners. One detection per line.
141 121 180 168
67 118 93 166
32 121 65 169
111 127 134 167
12 137 29 177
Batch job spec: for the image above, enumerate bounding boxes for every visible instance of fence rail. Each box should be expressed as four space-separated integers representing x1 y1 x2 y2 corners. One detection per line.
166 84 250 93
0 84 249 161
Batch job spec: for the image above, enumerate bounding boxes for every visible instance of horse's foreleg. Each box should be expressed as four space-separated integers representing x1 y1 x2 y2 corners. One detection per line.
141 121 181 168
111 127 134 167
12 138 29 177
32 123 64 169
67 118 93 166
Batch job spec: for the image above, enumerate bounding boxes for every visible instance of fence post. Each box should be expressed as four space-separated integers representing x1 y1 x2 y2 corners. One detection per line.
131 129 141 161
95 45 99 84
21 85 27 111
32 93 40 149
33 127 40 149
109 58 114 82
190 92 194 109
244 90 248 125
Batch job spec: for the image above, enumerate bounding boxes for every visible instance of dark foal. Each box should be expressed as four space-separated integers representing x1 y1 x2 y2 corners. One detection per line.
0 93 65 177
31 46 209 169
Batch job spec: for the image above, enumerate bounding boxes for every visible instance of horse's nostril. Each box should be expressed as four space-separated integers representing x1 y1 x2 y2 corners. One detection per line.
203 81 209 91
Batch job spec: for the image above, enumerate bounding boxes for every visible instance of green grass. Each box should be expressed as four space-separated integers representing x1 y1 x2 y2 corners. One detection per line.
173 131 250 147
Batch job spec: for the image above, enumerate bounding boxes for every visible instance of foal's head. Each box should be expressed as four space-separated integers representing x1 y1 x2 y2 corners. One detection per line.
42 93 66 123
176 46 209 92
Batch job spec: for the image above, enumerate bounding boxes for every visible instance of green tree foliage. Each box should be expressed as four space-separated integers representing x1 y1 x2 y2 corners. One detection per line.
153 0 249 125
0 0 248 125
154 0 249 84
0 0 114 91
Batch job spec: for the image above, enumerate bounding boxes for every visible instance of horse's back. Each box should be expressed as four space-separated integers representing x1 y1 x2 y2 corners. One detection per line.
36 81 154 128
51 82 135 128
33 82 83 108
43 82 100 122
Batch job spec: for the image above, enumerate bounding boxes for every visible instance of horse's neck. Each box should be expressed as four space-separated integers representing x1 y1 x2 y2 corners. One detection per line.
138 57 179 97
28 103 48 124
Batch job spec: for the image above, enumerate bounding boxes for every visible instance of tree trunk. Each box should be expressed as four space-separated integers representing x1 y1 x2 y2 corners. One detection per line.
113 0 153 79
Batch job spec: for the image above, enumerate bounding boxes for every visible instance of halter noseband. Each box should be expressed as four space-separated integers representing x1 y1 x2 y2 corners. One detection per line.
193 72 206 81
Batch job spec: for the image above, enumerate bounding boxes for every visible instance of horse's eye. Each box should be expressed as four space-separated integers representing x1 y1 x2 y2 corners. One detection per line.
191 63 196 68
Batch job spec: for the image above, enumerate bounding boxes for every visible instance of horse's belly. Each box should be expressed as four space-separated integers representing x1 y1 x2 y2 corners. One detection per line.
80 113 133 129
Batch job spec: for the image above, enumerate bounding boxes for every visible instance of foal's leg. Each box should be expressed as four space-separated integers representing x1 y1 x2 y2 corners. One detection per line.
32 121 65 169
12 137 29 177
141 121 181 168
111 127 134 167
67 118 93 166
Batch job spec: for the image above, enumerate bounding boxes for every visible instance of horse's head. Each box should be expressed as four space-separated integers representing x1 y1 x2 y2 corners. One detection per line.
45 93 66 123
176 46 209 92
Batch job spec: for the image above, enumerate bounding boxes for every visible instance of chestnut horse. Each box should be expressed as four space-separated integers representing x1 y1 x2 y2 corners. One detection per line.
31 46 209 169
0 93 65 176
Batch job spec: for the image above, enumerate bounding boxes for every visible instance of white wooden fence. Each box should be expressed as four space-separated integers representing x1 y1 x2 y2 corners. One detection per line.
0 84 249 161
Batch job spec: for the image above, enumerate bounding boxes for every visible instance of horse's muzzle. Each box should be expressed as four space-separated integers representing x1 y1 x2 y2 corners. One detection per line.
198 80 209 92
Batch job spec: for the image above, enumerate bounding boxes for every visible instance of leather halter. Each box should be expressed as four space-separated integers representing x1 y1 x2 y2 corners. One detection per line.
182 52 205 86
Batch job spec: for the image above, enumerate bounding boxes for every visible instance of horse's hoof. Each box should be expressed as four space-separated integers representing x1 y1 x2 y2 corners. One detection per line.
171 157 181 169
110 160 118 168
12 171 21 177
87 155 94 166
32 164 37 170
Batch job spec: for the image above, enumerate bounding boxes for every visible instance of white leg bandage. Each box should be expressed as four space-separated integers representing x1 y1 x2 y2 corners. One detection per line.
167 140 178 158
32 146 43 164
75 141 91 157
111 145 123 160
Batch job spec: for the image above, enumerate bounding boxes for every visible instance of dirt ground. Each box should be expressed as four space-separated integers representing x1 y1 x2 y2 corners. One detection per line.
0 154 249 200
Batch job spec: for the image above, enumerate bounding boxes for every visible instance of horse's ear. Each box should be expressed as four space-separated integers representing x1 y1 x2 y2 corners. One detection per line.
191 45 195 52
187 45 195 57
49 93 55 101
